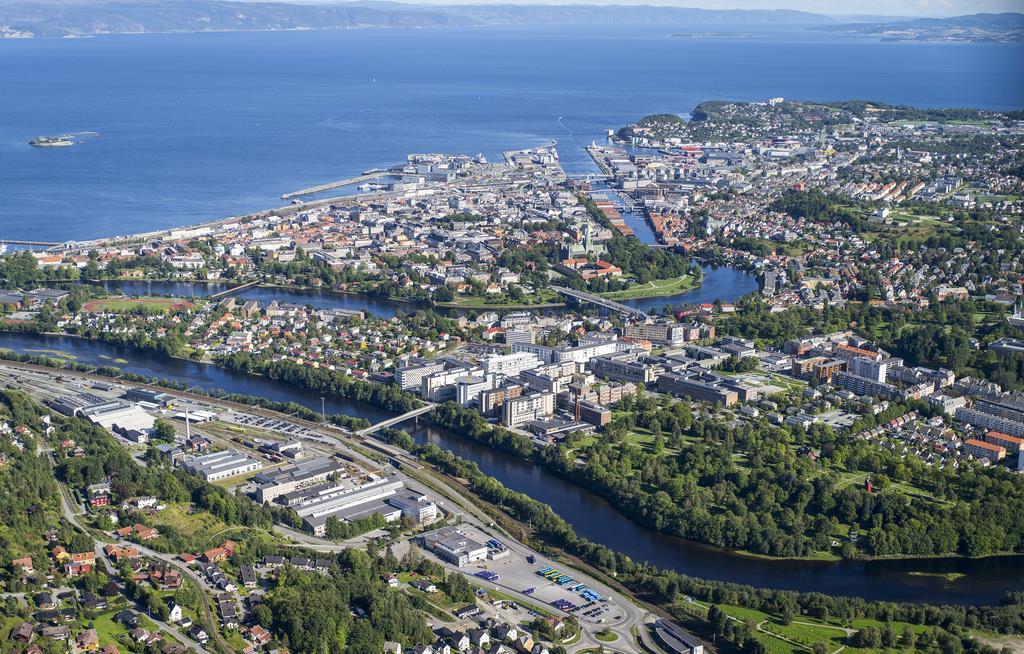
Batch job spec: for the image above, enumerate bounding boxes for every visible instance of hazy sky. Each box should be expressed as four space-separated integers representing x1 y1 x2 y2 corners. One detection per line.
293 0 1024 17
19 0 1024 17
403 0 1024 16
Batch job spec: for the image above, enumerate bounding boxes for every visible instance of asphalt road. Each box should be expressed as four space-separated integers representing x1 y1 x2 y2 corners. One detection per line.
55 475 206 653
6 360 652 653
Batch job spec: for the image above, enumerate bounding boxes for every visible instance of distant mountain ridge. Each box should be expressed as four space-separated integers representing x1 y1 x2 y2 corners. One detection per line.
821 12 1024 42
0 0 833 37
0 0 467 37
2 0 1021 41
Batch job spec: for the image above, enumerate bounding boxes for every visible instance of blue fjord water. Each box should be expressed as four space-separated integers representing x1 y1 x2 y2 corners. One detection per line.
1 25 1024 602
1 26 1022 242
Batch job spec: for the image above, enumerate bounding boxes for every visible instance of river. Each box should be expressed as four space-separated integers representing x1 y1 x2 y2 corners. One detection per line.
0 331 394 424
98 262 758 319
1 329 1022 605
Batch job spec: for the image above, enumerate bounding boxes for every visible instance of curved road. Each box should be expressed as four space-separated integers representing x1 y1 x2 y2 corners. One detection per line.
55 471 213 653
14 360 653 653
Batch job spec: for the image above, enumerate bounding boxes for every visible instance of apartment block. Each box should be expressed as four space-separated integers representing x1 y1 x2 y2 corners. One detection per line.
834 371 899 399
482 352 543 378
394 360 445 391
502 392 555 428
964 438 1006 462
956 407 1024 438
985 430 1024 454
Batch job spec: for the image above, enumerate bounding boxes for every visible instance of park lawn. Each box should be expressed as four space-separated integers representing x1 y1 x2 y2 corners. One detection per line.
798 549 843 562
756 636 804 654
888 210 944 225
599 274 697 300
711 602 771 624
971 310 1005 328
695 601 986 654
766 372 807 391
685 603 800 654
712 605 842 654
864 218 953 242
83 296 192 314
832 469 946 506
761 620 848 649
846 618 932 635
834 470 871 489
568 434 598 450
622 427 684 456
887 481 949 504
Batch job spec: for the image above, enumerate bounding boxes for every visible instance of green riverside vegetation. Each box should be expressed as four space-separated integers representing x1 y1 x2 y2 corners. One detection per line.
428 400 1024 559
372 427 1024 647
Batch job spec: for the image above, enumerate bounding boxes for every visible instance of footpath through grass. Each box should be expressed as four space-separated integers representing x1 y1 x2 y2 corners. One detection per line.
599 274 697 300
685 601 1000 654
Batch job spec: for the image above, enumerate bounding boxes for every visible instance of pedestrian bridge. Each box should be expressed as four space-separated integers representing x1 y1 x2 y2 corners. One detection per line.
357 403 436 436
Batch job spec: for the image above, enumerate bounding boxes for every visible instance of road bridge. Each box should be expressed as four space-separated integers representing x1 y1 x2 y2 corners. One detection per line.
550 285 647 318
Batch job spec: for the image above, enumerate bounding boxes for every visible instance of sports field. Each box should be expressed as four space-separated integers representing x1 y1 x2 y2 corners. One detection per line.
82 296 193 313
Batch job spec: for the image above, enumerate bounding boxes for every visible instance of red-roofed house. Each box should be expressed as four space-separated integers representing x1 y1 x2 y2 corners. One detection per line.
11 556 33 572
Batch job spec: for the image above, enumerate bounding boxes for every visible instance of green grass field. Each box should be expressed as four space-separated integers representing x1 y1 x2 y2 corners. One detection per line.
596 628 619 642
599 274 698 300
83 296 192 314
0 615 25 642
149 503 272 549
686 601 1006 654
92 610 132 647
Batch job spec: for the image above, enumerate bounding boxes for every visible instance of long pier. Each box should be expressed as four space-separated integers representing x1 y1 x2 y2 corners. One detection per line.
280 171 389 200
358 403 436 436
551 285 647 318
1 239 63 247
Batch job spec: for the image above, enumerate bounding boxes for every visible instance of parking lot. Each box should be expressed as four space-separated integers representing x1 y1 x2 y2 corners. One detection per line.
817 409 859 429
228 411 318 438
431 526 624 625
211 410 338 447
